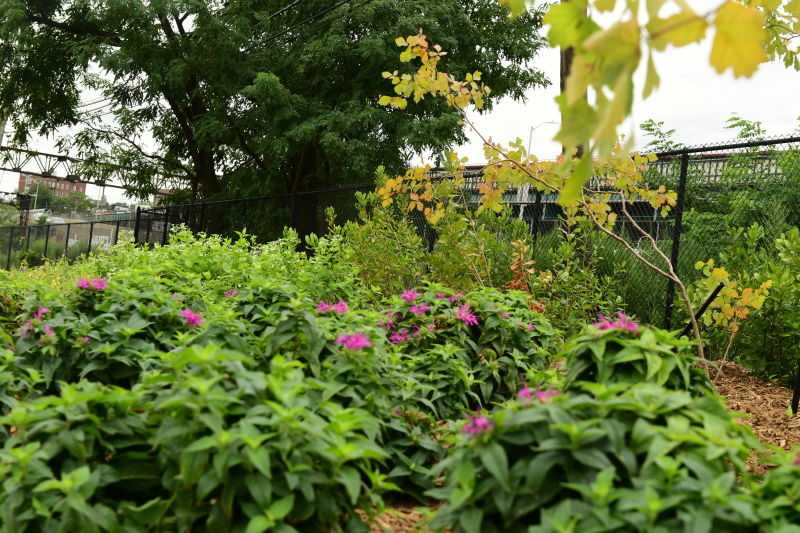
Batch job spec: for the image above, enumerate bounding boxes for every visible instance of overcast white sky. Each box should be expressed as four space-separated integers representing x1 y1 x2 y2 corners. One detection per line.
2 22 799 203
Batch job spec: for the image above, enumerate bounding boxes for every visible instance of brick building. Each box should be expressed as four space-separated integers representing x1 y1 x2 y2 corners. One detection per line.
18 173 87 197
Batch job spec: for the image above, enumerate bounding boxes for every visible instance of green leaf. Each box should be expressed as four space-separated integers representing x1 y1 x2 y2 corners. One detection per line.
268 494 295 521
245 516 273 533
337 466 362 505
480 441 510 491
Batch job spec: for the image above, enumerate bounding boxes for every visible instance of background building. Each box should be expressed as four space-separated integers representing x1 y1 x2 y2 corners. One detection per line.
18 173 87 197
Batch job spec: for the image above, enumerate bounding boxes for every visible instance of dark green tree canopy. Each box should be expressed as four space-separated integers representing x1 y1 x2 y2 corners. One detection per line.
0 0 548 200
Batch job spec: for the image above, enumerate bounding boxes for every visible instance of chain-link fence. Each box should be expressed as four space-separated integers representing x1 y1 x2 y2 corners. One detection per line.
503 135 800 328
0 218 136 269
135 183 380 247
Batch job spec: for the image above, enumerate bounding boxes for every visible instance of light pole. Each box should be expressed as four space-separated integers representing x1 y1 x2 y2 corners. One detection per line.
527 121 558 156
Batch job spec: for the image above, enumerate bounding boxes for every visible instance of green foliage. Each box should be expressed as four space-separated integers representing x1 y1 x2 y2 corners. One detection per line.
428 205 532 292
0 347 390 532
341 188 428 297
381 285 556 417
562 325 713 395
0 0 548 198
751 448 800 531
428 382 758 533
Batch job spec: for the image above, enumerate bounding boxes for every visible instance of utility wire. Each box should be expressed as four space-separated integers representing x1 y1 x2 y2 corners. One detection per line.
263 0 356 43
283 0 375 43
267 0 308 19
77 96 112 108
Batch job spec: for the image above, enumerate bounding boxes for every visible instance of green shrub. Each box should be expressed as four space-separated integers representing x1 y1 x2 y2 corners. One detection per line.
381 285 556 415
561 322 713 395
428 382 758 533
751 448 800 531
0 346 391 532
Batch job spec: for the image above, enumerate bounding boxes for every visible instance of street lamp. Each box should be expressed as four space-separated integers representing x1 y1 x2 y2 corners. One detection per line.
527 121 558 156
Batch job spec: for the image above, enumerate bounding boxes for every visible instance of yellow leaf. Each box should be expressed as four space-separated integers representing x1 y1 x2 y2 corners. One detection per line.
378 95 391 106
395 37 407 47
648 10 708 51
642 51 659 99
594 0 615 12
710 2 767 78
560 154 593 204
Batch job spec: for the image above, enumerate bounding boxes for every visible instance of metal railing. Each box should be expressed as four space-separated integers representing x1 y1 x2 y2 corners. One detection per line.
0 218 136 269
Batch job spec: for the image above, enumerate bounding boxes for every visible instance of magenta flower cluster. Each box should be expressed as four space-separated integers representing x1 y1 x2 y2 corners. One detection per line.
401 289 421 302
76 277 108 290
224 290 239 297
21 307 51 339
334 332 372 351
317 301 349 313
182 309 205 327
594 312 640 334
518 378 559 403
462 409 493 435
409 304 430 316
455 305 479 326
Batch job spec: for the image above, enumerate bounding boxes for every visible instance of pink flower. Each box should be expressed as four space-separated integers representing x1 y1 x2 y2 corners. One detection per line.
182 309 205 327
594 312 639 334
377 311 395 330
390 330 410 344
76 278 90 289
462 409 493 435
536 387 559 403
502 312 511 318
331 301 349 313
449 292 463 304
436 293 446 299
34 307 50 320
409 304 430 315
334 332 372 351
90 278 108 290
518 377 533 401
4 344 11 350
401 289 421 302
171 293 181 299
81 337 90 343
316 301 331 312
43 326 55 336
455 305 479 326
224 290 239 297
527 323 535 331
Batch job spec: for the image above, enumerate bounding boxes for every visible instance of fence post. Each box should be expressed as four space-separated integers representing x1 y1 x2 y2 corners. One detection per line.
24 226 30 251
43 225 50 261
114 220 121 246
199 203 206 233
87 221 95 256
161 207 170 245
134 206 141 245
663 152 690 329
5 227 13 269
531 189 543 237
64 224 71 258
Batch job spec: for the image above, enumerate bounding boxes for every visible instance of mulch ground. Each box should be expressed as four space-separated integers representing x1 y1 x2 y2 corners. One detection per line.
364 361 800 531
711 360 800 474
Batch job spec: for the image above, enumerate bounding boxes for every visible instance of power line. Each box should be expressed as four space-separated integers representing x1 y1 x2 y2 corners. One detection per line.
263 0 356 43
268 0 309 20
77 96 112 108
284 0 375 43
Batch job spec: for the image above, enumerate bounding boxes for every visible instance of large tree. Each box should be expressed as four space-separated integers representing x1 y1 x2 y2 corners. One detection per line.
0 0 548 200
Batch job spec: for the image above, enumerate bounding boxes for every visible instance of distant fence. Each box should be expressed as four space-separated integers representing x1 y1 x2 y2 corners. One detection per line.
0 218 136 269
134 183 380 246
132 135 800 328
5 135 800 330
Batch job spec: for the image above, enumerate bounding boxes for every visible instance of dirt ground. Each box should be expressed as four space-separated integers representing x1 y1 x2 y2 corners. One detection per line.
365 361 800 532
711 360 800 474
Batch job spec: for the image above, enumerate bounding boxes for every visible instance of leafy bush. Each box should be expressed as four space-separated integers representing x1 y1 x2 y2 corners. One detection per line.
561 322 713 395
428 382 758 533
0 346 391 532
341 190 429 298
380 285 556 415
751 448 800 531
